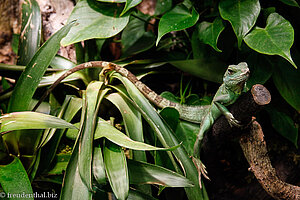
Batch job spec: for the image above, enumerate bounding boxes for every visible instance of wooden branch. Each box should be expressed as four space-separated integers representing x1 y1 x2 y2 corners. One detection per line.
204 84 271 144
203 84 300 199
240 121 300 200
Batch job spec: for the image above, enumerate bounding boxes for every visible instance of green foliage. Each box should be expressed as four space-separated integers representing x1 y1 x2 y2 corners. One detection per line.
0 0 299 199
8 21 75 112
219 0 261 48
61 0 130 46
198 18 225 52
0 157 33 200
156 4 199 45
244 13 296 68
18 0 41 66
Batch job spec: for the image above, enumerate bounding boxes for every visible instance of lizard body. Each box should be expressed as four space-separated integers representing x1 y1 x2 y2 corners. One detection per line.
191 62 250 185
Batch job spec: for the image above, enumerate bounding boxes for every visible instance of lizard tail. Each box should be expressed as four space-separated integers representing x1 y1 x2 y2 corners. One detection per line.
112 64 177 109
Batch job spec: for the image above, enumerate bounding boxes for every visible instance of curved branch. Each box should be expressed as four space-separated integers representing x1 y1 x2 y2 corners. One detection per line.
240 121 300 200
203 84 300 199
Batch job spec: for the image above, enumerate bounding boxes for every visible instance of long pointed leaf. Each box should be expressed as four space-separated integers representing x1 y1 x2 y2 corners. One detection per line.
8 21 75 112
93 145 106 185
128 159 193 187
17 0 41 66
95 118 179 151
78 81 104 191
0 112 77 133
106 93 146 161
103 141 129 200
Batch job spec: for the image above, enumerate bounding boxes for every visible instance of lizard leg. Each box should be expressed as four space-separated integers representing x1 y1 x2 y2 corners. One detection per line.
193 113 213 187
214 101 242 127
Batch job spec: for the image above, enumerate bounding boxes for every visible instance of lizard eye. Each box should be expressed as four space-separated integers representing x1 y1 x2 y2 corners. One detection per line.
227 69 234 74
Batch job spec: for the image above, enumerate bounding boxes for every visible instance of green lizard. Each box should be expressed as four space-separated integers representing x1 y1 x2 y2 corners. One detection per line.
33 61 250 186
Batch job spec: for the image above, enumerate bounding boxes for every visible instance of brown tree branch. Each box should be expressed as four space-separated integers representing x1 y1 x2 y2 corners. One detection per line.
203 84 300 199
240 121 300 200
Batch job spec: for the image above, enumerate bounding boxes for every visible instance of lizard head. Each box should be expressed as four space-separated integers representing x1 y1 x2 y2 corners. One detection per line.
223 62 250 92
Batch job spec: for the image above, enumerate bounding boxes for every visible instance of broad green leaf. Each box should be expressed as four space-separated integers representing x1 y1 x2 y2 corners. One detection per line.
121 14 155 57
244 13 297 68
123 32 155 57
8 21 75 112
17 0 41 66
79 81 104 191
156 4 199 45
169 59 227 83
272 57 300 111
155 0 172 15
95 118 178 151
198 18 225 52
0 157 33 200
0 112 77 133
279 0 299 7
103 141 129 200
219 0 260 47
128 159 193 187
93 145 106 185
121 0 142 16
265 106 298 148
111 73 205 200
61 0 130 46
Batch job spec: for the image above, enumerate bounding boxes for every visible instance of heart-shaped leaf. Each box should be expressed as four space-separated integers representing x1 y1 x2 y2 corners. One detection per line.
61 0 130 46
121 14 155 56
219 0 260 47
244 13 297 68
156 4 199 45
155 0 172 15
198 18 225 52
121 0 142 16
